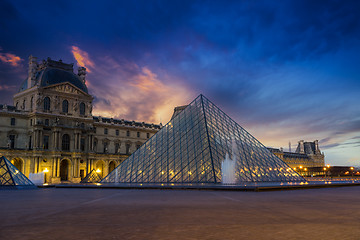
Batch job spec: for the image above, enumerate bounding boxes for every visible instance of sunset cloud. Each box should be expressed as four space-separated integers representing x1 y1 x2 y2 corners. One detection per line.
86 56 194 124
0 52 22 66
71 46 95 72
0 84 16 91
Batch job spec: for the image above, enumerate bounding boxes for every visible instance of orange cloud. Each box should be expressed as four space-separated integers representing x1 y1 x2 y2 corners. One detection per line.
130 67 164 92
0 53 22 66
71 46 95 72
0 85 16 91
90 62 194 124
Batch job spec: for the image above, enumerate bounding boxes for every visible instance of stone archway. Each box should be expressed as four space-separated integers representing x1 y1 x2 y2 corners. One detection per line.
11 158 24 173
60 159 71 181
109 161 116 174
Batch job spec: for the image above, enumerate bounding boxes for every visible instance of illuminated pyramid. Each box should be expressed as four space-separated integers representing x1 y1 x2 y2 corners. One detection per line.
102 95 303 184
80 169 102 183
0 156 35 187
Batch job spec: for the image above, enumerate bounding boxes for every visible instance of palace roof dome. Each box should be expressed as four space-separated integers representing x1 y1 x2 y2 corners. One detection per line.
19 58 88 93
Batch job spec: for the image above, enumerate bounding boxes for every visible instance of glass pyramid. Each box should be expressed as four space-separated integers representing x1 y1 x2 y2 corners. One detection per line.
0 156 35 187
80 169 102 183
102 95 304 184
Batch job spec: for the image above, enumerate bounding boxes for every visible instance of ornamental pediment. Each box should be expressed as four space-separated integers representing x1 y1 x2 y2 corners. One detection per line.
46 83 88 96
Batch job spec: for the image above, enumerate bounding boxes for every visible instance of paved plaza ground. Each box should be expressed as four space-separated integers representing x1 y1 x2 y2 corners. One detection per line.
1 186 360 240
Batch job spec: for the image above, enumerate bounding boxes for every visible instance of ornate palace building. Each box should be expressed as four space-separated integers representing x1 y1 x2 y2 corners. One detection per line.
268 140 325 169
0 56 160 183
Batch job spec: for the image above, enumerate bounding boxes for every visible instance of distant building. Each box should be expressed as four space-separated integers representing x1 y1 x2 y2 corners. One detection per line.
268 140 325 168
0 56 160 183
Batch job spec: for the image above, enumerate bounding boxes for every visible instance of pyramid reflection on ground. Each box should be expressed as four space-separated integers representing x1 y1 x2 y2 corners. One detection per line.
102 95 304 184
0 156 35 187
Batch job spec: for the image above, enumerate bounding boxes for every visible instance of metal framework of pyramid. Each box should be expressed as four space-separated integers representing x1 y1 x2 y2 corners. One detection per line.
102 95 304 184
80 169 102 183
0 156 35 187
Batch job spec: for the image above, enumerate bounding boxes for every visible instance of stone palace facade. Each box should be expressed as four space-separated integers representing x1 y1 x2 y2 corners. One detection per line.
268 140 325 169
0 56 160 183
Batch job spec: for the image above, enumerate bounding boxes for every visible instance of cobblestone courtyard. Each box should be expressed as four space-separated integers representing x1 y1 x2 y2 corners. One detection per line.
1 186 360 239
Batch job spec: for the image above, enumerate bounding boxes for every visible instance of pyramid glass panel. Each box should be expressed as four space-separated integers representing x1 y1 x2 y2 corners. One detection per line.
102 95 304 184
0 156 35 186
80 169 102 183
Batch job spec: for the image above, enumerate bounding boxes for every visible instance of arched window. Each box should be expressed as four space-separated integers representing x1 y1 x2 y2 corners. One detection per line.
79 102 85 115
62 100 68 113
30 97 33 111
44 97 50 111
62 134 70 151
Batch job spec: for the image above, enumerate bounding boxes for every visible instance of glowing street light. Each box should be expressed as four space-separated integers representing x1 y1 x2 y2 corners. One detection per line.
43 168 49 184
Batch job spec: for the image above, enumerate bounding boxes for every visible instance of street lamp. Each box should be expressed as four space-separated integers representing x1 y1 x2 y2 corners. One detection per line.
350 167 354 177
43 168 49 184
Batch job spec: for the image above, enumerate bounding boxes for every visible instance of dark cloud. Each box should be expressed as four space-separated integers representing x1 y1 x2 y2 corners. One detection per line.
0 0 359 165
0 0 18 29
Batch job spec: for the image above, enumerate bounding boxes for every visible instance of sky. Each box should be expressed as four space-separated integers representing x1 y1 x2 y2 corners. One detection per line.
0 0 359 166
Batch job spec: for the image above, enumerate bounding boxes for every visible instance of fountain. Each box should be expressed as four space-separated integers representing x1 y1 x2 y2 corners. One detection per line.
221 139 237 184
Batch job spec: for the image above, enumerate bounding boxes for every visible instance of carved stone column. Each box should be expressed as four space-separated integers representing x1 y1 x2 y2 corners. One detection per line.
57 158 60 177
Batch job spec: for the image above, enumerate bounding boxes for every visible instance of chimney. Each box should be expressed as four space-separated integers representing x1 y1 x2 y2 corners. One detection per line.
78 67 86 83
27 55 38 89
298 140 305 154
314 140 319 153
289 141 291 152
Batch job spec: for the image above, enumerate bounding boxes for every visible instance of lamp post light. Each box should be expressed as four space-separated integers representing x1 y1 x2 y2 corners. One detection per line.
350 167 354 177
323 167 327 178
43 168 49 184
